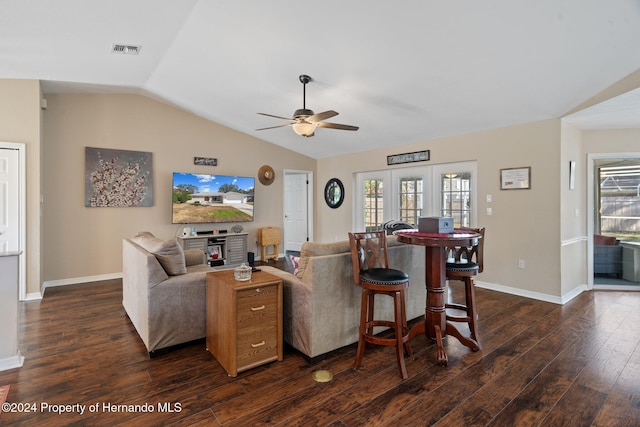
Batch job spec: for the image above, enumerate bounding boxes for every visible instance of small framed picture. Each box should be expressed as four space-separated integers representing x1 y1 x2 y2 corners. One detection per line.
500 167 531 190
208 245 222 260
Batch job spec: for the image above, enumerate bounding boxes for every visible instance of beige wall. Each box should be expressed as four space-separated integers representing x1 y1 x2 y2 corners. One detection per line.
560 122 588 296
42 94 315 286
581 128 640 154
0 79 42 297
317 119 564 297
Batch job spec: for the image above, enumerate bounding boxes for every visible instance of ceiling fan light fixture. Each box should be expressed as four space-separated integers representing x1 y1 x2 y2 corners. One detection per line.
292 122 316 137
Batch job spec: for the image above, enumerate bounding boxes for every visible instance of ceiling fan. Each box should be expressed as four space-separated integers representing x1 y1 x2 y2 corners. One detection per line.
256 74 359 137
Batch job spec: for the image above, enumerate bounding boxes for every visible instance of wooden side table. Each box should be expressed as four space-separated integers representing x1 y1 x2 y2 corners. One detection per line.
258 227 281 262
206 270 283 377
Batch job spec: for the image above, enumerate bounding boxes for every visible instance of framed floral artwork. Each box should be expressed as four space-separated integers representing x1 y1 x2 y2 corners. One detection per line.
85 147 153 207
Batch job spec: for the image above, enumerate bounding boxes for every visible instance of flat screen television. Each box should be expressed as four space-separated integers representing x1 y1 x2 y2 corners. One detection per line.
172 172 255 224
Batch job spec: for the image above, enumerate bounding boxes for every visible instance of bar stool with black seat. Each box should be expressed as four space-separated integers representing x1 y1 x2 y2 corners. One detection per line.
348 231 412 380
445 227 485 350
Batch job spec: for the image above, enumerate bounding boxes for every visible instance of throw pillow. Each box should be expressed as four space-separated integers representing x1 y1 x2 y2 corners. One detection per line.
131 233 187 276
184 249 206 267
153 240 187 275
130 232 159 250
289 254 300 276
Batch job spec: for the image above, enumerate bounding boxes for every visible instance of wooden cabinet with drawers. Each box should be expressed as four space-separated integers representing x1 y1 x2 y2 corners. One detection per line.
206 270 283 377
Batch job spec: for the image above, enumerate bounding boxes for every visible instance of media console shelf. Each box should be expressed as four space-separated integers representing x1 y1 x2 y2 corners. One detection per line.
178 232 248 268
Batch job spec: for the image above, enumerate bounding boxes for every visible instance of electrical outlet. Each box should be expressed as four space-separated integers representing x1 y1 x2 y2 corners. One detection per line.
518 259 525 269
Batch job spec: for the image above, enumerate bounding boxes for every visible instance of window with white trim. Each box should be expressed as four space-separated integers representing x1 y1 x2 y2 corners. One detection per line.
364 178 384 231
399 177 423 226
441 172 471 228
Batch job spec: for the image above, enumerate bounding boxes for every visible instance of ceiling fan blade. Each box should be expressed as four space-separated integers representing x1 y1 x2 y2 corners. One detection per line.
255 123 293 131
308 110 338 123
257 112 294 121
317 122 359 131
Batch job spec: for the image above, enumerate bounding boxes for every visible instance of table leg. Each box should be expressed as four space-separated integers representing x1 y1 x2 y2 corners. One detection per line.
406 243 478 366
434 325 448 366
425 246 448 366
445 321 480 352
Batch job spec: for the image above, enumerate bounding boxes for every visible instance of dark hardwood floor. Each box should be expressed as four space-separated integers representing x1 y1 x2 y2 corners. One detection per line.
1 271 639 426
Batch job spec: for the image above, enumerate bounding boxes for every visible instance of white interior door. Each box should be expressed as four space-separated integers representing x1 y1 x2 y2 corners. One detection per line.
284 171 311 252
0 148 19 253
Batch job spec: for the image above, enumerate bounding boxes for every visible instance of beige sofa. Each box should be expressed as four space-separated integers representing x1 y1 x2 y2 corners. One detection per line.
122 232 216 354
260 236 426 359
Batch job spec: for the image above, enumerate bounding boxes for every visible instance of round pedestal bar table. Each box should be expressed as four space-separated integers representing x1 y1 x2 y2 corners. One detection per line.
395 229 482 366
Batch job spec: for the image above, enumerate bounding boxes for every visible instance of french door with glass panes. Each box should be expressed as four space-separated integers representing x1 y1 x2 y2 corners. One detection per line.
432 162 477 228
355 162 476 231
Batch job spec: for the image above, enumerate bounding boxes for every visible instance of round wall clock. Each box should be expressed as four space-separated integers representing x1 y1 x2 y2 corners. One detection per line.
324 178 344 209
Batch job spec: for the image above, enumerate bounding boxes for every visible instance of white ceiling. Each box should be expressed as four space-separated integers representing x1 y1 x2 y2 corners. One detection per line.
2 0 640 159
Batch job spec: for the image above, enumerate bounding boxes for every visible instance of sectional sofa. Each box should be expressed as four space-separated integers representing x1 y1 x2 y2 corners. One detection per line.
123 232 427 360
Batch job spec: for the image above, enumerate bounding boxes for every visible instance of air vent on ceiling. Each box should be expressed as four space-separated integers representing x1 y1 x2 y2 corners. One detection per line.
111 44 141 55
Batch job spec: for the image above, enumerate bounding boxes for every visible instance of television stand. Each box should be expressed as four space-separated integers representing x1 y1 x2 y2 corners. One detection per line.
178 232 248 268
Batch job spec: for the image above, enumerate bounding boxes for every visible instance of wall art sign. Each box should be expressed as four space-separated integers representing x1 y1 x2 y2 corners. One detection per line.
500 167 531 190
85 147 153 207
387 150 430 165
194 156 217 166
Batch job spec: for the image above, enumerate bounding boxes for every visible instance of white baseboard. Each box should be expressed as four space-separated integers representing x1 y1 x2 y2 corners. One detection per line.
560 284 589 304
24 292 43 301
42 272 123 296
476 281 588 305
0 352 24 371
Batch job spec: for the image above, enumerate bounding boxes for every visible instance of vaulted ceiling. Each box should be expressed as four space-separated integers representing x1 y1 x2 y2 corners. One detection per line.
2 1 640 159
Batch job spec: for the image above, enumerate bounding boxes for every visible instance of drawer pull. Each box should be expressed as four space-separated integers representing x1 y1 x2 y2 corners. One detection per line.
251 341 266 348
251 305 266 311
